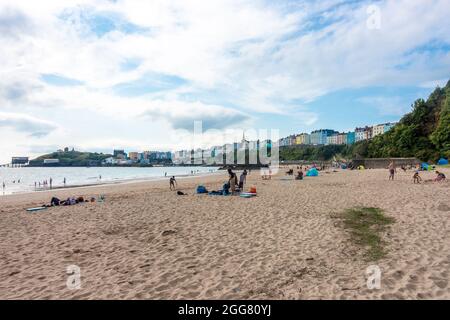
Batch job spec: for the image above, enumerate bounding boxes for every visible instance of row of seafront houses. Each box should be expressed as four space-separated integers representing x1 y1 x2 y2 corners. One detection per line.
173 122 397 165
279 122 396 147
102 150 172 166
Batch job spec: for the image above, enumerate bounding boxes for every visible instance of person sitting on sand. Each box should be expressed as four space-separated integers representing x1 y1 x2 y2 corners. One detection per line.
295 170 304 180
413 171 422 184
435 171 446 182
170 176 177 190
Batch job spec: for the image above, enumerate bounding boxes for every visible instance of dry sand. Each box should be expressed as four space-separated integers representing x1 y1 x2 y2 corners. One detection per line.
0 168 449 299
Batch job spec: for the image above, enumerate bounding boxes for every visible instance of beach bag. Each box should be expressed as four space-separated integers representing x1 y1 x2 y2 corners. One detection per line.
223 183 230 195
196 185 207 194
249 186 257 194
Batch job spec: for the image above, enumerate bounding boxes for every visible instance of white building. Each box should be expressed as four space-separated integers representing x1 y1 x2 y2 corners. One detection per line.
327 134 338 145
372 124 385 137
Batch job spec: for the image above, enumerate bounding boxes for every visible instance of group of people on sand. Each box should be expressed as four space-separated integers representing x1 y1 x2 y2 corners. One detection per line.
227 168 247 194
43 194 104 207
168 169 249 196
412 170 446 184
388 161 446 183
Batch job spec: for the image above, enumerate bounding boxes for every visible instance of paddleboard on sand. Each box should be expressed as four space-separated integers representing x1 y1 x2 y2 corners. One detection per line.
26 207 47 212
240 192 257 198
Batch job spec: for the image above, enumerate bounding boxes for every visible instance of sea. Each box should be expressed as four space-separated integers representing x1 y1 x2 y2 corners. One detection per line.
0 166 220 195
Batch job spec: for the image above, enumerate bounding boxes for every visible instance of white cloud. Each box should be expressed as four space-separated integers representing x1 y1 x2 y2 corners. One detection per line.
0 112 58 136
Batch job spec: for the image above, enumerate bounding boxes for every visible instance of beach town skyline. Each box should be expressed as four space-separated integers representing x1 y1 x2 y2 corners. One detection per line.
5 117 400 166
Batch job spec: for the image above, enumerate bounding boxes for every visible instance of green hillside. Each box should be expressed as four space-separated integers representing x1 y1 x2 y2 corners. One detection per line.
29 150 112 167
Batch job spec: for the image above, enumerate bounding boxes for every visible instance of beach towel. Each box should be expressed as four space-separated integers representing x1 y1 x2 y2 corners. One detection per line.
208 190 230 196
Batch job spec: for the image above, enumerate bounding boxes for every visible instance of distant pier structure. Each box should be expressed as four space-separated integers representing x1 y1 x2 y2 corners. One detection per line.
3 157 30 168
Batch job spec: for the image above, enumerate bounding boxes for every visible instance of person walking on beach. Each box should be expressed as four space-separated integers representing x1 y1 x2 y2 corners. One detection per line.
170 176 177 190
2 181 5 194
63 177 66 187
49 177 53 189
34 181 37 190
388 161 396 180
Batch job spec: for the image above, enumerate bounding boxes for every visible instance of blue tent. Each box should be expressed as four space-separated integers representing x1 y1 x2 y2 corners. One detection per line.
437 158 449 165
421 163 429 170
306 168 319 177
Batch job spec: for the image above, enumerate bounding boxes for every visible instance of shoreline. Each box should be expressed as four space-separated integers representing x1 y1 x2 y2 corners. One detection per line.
1 170 223 198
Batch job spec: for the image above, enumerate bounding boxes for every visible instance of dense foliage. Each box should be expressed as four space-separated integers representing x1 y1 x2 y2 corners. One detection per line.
365 80 450 162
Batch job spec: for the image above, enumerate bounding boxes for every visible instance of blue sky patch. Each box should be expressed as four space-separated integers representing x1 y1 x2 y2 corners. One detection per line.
113 73 188 96
41 74 83 86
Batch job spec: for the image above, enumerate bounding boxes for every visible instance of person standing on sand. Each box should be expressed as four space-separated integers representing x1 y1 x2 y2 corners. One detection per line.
49 177 52 189
227 168 237 194
2 181 5 193
170 176 177 190
242 169 248 184
388 161 396 180
63 177 66 187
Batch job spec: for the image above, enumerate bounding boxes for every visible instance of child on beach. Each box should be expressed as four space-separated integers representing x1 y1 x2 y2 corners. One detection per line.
413 171 422 184
169 176 177 190
388 162 396 180
434 171 446 182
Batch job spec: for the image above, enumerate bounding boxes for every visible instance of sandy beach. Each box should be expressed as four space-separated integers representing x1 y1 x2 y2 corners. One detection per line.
0 168 449 300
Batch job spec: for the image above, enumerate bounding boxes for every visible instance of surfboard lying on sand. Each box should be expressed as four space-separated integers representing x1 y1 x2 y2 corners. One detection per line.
240 192 257 198
26 207 47 212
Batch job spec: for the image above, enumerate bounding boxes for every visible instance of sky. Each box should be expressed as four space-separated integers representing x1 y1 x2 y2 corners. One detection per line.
1 0 450 163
